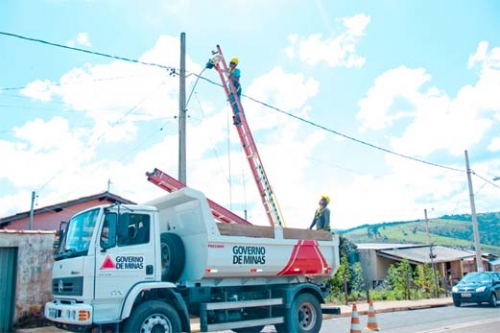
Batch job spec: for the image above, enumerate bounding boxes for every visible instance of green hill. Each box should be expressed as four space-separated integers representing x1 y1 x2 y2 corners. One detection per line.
340 212 500 255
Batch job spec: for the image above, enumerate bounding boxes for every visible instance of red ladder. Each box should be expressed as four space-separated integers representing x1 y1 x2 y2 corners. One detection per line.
146 168 252 225
207 45 286 228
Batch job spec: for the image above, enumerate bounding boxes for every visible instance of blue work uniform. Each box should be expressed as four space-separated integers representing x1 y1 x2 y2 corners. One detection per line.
228 67 242 123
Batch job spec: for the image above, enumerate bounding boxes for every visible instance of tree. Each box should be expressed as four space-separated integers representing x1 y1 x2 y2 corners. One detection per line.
326 256 350 304
387 258 416 300
349 261 365 300
415 263 441 298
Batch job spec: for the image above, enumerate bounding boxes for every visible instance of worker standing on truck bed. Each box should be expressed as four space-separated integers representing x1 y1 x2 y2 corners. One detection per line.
227 57 242 125
309 195 331 231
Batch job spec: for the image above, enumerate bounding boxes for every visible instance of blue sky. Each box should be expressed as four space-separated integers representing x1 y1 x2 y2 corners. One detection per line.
1 0 499 230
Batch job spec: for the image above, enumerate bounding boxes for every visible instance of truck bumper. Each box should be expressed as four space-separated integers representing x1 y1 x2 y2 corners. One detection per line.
44 300 93 326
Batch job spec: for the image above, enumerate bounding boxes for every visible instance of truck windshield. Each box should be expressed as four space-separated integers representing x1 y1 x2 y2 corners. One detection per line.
55 208 100 260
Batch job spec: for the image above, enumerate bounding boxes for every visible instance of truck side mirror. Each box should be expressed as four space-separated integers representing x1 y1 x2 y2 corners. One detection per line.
101 213 117 250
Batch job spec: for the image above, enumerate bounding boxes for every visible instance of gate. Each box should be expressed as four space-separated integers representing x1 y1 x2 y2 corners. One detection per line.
0 247 18 332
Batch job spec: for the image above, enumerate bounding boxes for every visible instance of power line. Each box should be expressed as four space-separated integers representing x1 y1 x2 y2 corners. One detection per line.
0 31 178 74
0 30 471 174
194 74 465 173
0 73 161 92
473 172 500 189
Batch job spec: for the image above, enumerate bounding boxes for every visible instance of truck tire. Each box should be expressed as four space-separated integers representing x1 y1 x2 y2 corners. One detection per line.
160 232 185 282
232 325 265 333
123 300 181 333
275 293 322 333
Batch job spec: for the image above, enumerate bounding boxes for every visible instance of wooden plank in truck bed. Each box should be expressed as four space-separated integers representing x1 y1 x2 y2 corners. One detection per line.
217 223 332 241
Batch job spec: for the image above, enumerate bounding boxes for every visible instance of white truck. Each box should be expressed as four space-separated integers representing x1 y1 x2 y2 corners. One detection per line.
44 185 340 333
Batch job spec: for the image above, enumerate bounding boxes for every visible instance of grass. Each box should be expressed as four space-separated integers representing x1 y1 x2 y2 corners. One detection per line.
342 220 500 255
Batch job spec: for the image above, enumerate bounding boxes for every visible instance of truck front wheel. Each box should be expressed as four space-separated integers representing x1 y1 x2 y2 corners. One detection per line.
123 300 181 333
275 293 322 333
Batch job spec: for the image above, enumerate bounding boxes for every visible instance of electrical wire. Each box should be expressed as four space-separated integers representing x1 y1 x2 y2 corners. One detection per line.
0 30 472 174
3 30 496 189
0 74 158 92
473 172 500 189
36 81 166 193
0 31 177 74
194 75 465 173
186 68 207 107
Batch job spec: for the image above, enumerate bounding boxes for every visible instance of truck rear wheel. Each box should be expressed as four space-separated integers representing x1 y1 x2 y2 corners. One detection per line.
160 232 185 282
123 300 181 333
275 293 322 333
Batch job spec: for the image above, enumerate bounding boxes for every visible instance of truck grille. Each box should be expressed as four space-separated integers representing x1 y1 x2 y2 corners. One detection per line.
52 277 83 296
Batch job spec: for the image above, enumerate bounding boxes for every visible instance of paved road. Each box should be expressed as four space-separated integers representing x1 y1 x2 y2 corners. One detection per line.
20 297 500 333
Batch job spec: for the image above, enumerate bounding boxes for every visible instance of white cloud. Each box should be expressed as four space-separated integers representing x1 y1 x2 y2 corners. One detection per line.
356 42 500 158
334 42 500 227
20 80 56 102
66 32 92 48
488 137 500 151
285 13 370 68
0 117 88 192
357 66 432 132
468 41 488 69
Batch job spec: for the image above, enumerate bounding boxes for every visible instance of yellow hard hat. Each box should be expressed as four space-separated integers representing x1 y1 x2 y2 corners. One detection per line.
321 195 330 204
230 57 239 65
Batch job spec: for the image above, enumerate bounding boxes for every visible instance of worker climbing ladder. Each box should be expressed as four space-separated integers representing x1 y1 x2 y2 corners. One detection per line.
206 45 286 228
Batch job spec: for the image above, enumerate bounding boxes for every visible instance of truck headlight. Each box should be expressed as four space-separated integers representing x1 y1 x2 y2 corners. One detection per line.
452 286 458 292
476 286 486 292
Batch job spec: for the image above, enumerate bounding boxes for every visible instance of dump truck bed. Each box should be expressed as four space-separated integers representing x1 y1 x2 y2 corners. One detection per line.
144 187 340 284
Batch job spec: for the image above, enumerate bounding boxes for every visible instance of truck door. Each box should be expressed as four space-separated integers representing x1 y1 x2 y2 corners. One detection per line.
95 212 154 310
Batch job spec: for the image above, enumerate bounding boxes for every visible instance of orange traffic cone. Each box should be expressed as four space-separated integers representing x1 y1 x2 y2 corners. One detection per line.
349 302 362 333
366 299 380 331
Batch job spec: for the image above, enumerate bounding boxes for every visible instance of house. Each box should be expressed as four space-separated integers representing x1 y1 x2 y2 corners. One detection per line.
490 258 500 272
357 243 475 289
0 191 135 331
0 191 135 231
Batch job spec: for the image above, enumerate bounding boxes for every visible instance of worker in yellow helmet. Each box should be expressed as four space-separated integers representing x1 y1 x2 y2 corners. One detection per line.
309 195 331 231
228 57 242 125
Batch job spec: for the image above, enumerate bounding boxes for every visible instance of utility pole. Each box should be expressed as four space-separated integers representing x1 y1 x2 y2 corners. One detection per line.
425 209 439 296
28 191 35 230
178 32 187 184
464 150 483 272
424 208 431 245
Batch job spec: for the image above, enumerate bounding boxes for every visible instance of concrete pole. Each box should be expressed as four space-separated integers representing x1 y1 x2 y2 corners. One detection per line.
424 208 430 245
464 150 483 272
28 191 35 230
425 209 439 295
178 32 187 184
